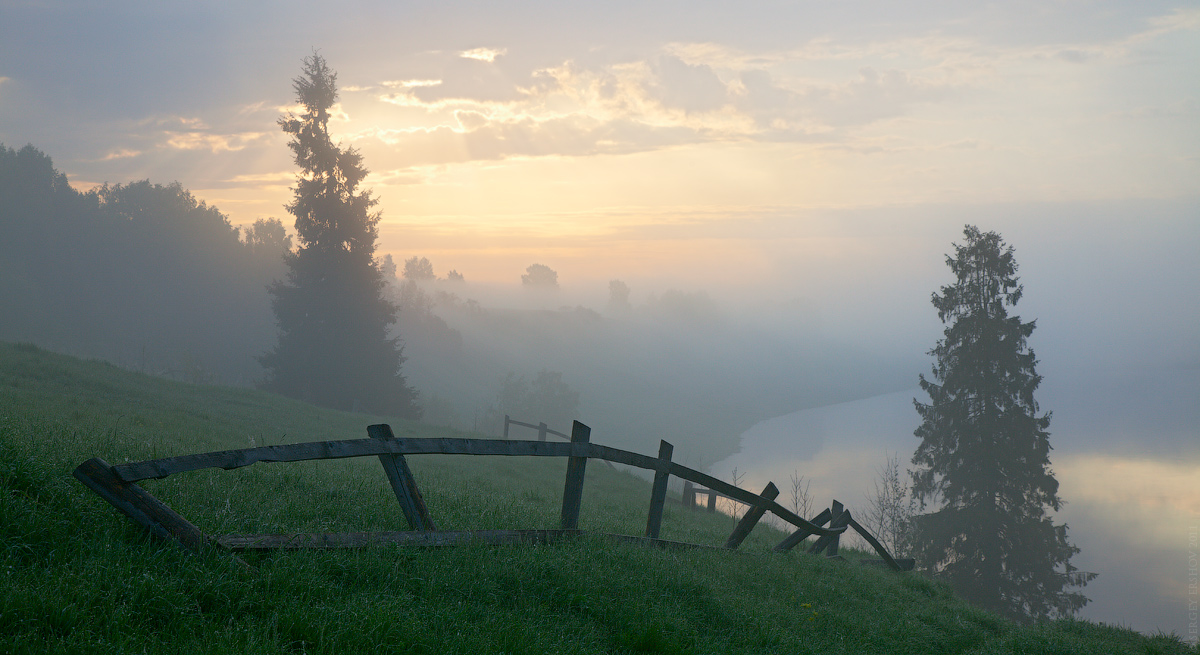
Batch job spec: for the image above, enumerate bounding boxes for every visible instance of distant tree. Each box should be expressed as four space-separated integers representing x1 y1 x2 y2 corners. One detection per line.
242 217 292 257
403 256 434 281
259 53 420 417
0 144 284 384
521 263 558 288
608 279 631 312
379 253 397 279
911 225 1092 621
446 269 465 282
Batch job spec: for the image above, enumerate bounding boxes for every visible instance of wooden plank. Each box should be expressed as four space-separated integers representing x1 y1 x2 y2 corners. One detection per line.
73 457 210 553
664 463 843 538
113 438 579 481
847 517 904 572
724 482 780 549
600 533 721 552
644 440 674 539
115 438 635 482
808 503 852 556
559 421 590 530
217 529 580 550
707 489 717 512
110 433 843 536
368 424 436 531
774 507 832 552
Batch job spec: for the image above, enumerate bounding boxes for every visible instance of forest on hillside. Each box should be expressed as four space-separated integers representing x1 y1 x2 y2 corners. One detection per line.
0 143 906 458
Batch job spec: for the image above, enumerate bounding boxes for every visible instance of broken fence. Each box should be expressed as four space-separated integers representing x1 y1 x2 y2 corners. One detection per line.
73 420 913 571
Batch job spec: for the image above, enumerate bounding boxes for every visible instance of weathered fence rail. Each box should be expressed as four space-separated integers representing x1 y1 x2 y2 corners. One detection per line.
74 420 911 571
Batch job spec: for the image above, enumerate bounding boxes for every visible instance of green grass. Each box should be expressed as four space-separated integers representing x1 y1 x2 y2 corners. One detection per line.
1 341 1194 654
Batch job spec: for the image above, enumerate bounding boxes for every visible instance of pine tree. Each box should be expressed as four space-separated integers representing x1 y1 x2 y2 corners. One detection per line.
260 54 420 418
911 225 1093 622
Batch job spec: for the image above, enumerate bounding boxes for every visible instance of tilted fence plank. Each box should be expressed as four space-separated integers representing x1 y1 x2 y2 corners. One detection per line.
368 424 436 531
847 517 906 572
724 482 780 549
774 507 832 552
808 503 852 557
73 457 210 553
644 440 674 539
559 421 590 530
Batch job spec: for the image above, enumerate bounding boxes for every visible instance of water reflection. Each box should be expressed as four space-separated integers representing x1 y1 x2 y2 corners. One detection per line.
714 379 1199 638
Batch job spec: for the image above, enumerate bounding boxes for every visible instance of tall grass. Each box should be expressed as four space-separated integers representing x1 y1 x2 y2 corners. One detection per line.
1 342 1194 654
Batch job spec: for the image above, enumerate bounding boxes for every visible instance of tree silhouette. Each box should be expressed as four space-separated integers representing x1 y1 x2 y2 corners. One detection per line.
259 54 419 417
911 225 1092 621
403 256 434 281
521 263 558 288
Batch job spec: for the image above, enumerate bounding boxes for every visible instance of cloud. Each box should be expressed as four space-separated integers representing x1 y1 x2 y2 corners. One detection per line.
99 148 141 161
460 47 506 63
225 171 294 185
165 131 266 153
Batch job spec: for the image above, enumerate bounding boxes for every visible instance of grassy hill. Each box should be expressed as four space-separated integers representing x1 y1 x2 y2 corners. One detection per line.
1 342 1193 654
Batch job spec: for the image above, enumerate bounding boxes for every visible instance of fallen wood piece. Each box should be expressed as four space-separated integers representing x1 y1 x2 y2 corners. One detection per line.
217 529 580 550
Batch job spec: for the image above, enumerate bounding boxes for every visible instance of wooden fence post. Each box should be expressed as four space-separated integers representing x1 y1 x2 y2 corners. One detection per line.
682 481 695 510
808 501 851 557
560 421 590 530
644 440 674 539
774 506 832 552
368 424 436 531
707 490 717 512
724 482 779 549
73 458 210 553
538 422 548 442
503 415 510 440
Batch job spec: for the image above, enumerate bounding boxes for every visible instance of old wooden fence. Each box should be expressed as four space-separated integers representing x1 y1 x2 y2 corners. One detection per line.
73 421 912 570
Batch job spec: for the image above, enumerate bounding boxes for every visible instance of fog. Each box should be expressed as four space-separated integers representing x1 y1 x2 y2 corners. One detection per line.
2 0 1198 641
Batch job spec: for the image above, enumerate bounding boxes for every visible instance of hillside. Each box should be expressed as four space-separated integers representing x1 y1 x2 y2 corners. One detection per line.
0 342 1193 654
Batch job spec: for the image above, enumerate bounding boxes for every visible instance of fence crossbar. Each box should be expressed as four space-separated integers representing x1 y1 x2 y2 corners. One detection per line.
108 436 845 538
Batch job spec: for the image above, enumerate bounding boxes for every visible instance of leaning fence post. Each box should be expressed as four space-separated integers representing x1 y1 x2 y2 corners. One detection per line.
368 424 436 531
560 421 590 530
538 422 548 442
682 481 695 510
808 501 851 557
644 440 674 539
774 506 832 552
707 490 717 513
724 482 780 549
73 458 211 553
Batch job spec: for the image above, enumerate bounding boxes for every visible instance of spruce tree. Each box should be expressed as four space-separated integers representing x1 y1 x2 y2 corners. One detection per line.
911 225 1092 621
260 54 420 418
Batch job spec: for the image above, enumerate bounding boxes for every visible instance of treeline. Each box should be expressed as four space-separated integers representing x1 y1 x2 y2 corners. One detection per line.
0 144 289 384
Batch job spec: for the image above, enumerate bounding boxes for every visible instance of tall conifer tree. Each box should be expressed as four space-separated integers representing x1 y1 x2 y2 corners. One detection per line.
911 225 1092 621
260 54 420 418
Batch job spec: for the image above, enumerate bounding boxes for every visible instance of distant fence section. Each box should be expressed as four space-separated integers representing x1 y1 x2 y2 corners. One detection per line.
73 421 912 571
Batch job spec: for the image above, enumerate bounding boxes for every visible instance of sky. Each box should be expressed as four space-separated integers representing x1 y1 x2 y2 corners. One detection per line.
3 0 1199 639
2 0 1198 286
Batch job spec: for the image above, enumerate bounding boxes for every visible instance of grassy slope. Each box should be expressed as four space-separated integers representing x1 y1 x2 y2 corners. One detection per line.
0 342 1193 655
